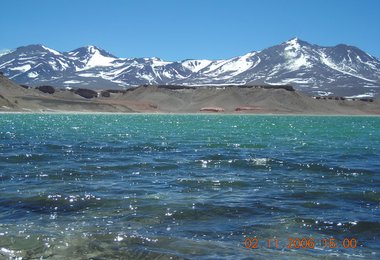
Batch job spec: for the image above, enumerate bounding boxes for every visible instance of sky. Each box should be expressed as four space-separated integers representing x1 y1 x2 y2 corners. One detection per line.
1 0 379 60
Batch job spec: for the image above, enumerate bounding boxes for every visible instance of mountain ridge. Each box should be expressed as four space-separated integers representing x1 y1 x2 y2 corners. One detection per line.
1 38 379 97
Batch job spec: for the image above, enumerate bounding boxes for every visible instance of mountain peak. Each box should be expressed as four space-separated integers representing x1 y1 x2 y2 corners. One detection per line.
289 37 300 42
0 49 13 57
13 44 62 56
16 44 45 52
85 45 101 53
333 43 364 53
69 45 116 58
284 37 310 46
40 45 61 55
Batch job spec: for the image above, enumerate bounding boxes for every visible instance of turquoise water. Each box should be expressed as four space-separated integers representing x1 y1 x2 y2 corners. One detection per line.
0 114 379 259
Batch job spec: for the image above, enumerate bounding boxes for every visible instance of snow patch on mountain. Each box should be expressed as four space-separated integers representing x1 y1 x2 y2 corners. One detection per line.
150 58 172 67
86 53 115 68
284 37 301 51
9 64 32 72
27 71 39 78
226 53 259 76
286 53 312 71
64 80 82 84
0 49 13 57
82 47 116 68
182 59 213 73
320 52 376 82
41 46 61 56
346 93 375 98
0 59 16 68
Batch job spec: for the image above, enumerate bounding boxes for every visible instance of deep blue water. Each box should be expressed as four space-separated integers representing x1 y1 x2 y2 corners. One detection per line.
0 114 379 259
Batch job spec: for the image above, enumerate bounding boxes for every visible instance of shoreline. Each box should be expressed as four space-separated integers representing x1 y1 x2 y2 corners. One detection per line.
2 75 380 116
1 110 380 117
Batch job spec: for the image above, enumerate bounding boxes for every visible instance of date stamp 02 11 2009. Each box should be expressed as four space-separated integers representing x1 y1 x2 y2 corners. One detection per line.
243 237 359 250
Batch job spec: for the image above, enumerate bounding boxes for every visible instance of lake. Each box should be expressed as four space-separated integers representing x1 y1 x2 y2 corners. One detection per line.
0 114 379 259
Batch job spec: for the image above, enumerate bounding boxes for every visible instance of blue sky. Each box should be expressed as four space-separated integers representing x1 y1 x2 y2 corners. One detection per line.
1 0 379 60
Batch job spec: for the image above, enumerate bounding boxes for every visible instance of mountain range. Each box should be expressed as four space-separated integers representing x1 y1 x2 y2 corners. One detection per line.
0 38 379 97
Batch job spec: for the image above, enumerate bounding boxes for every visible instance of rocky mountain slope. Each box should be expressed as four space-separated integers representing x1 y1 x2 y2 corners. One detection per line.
1 38 379 97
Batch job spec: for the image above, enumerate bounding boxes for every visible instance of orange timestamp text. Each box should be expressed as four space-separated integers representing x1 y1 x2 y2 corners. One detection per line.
244 237 358 250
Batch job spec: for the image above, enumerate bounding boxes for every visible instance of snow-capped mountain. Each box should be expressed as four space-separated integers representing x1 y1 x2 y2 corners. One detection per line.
0 49 12 57
0 38 379 97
